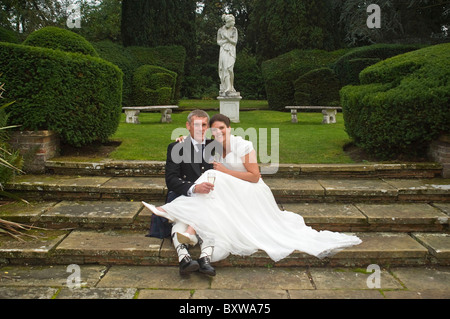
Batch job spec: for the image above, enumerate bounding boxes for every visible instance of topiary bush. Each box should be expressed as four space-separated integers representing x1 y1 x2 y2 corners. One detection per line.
0 42 123 147
92 41 186 105
23 26 99 57
132 65 177 106
332 44 424 86
127 45 185 104
340 43 450 160
261 49 349 111
235 50 266 100
0 27 19 44
293 68 340 106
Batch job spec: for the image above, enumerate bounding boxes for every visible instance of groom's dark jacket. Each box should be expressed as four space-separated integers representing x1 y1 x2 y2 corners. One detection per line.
165 136 220 196
148 136 221 239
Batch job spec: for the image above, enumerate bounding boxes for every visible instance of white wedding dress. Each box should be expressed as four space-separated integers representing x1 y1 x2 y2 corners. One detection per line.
144 136 361 263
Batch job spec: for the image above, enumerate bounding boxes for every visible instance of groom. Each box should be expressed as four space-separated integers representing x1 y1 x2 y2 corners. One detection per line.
153 109 218 276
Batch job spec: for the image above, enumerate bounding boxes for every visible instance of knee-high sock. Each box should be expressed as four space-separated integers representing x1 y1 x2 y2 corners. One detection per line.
198 235 214 259
172 222 189 262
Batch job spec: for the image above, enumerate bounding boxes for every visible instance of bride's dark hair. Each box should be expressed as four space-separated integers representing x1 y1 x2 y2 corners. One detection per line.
209 114 231 128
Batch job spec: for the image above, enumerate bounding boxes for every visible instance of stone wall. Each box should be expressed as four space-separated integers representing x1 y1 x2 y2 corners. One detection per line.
428 134 450 178
9 130 60 174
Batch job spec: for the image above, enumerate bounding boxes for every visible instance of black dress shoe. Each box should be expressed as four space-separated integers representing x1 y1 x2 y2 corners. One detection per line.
179 255 199 276
198 256 216 276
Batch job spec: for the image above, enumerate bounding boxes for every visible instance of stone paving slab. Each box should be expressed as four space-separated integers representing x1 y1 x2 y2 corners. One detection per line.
191 289 290 299
0 229 434 267
265 179 325 199
382 289 450 299
0 229 69 260
138 289 193 299
0 286 59 299
8 175 111 192
3 200 448 233
56 287 137 299
97 266 211 290
1 264 449 299
384 178 450 201
0 228 439 267
390 267 450 291
39 201 143 227
288 289 384 299
354 203 449 231
210 267 313 290
157 231 430 267
328 232 429 265
0 201 58 223
317 179 398 200
433 203 450 215
281 203 367 231
384 178 450 194
100 177 167 195
54 229 162 263
411 233 450 261
46 160 443 179
0 264 106 287
309 267 403 290
5 175 450 202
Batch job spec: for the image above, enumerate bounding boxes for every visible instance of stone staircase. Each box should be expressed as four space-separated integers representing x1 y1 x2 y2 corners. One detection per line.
0 160 449 268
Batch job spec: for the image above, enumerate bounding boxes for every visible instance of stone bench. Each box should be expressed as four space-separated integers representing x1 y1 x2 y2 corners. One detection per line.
122 105 178 124
286 106 342 124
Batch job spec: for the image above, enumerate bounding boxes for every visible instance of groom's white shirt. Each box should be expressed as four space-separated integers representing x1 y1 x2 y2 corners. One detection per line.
187 137 206 196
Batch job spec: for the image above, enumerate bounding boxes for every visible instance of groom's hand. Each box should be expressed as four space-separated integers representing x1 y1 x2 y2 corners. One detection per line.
194 182 214 194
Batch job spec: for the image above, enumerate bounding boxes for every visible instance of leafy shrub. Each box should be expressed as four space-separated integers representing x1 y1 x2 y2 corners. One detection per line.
261 49 349 110
92 40 138 106
293 68 340 106
132 65 177 106
23 26 99 57
235 50 266 100
0 42 123 147
92 41 185 105
340 43 450 160
0 27 19 44
332 44 424 86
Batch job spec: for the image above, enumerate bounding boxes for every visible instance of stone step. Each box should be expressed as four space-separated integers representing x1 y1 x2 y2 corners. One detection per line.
1 200 449 233
45 160 443 179
5 175 450 203
1 228 449 267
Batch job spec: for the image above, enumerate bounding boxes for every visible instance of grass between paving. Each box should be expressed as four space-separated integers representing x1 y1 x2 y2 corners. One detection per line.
109 100 354 164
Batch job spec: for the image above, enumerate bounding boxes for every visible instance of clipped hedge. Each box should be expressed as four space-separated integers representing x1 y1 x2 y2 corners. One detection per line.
133 65 177 106
261 49 349 110
340 43 450 160
23 26 99 57
293 68 340 106
332 44 424 86
0 41 123 147
92 41 185 106
0 27 19 44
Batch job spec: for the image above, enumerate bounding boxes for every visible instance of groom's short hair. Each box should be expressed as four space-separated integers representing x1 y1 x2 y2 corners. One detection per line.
187 109 209 124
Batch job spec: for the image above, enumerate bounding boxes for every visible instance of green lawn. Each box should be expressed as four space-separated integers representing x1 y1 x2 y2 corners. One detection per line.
110 107 354 164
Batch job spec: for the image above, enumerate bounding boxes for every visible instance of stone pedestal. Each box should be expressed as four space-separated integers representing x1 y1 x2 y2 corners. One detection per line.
218 94 242 123
9 130 60 174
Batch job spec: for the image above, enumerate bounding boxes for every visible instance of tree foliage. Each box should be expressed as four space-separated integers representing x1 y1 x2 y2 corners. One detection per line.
336 0 450 46
247 0 340 60
121 0 196 54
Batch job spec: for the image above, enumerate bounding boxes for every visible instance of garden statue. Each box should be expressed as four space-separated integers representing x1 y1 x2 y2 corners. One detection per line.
217 14 239 97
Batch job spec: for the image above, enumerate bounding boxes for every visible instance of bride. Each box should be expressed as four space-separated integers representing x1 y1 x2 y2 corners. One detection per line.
143 114 361 264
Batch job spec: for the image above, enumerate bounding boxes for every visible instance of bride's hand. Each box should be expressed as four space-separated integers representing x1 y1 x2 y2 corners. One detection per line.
176 135 187 143
213 162 227 173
